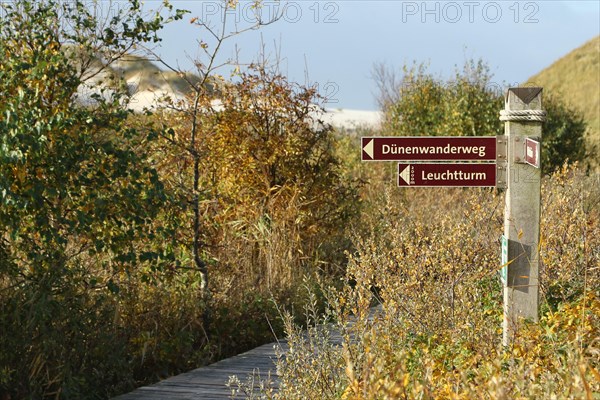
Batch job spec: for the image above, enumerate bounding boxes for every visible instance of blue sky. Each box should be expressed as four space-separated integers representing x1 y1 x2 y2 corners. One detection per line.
150 1 600 110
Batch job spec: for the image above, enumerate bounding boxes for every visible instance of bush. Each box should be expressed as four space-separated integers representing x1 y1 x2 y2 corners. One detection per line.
268 164 599 399
151 62 361 324
376 60 590 173
0 1 360 396
0 1 191 397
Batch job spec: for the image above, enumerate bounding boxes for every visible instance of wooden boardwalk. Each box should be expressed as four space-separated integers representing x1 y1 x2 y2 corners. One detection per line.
113 307 375 399
112 340 287 400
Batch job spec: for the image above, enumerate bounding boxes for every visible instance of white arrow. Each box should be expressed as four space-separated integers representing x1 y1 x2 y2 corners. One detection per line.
399 165 411 185
363 139 374 159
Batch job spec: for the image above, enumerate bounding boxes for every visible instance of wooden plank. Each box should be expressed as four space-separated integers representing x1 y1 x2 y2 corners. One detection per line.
113 308 381 399
112 342 283 400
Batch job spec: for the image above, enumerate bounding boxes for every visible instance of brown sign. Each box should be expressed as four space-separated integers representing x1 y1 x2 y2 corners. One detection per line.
398 163 497 187
362 136 497 161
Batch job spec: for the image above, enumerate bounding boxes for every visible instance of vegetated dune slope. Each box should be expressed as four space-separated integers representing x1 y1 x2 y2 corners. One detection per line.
527 35 600 157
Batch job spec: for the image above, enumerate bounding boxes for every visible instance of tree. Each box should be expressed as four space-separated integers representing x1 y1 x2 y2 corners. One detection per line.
144 1 360 345
142 1 285 334
541 95 588 173
0 0 185 396
373 60 589 173
374 60 503 137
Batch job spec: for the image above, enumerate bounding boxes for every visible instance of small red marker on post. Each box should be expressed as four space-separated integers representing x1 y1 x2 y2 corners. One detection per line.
524 138 541 169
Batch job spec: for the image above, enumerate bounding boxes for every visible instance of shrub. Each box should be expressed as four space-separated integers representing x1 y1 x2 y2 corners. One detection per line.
376 60 590 173
268 164 599 399
0 1 188 397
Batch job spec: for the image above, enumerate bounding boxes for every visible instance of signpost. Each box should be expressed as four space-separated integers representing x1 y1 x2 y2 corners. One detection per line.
361 87 545 347
362 136 497 161
398 163 497 187
500 88 544 346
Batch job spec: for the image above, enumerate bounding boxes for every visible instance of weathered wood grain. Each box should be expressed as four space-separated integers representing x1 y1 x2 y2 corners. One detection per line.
113 307 379 399
112 341 286 400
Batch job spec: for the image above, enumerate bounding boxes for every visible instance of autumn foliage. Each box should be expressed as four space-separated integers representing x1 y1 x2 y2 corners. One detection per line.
0 1 358 397
1 1 598 399
267 164 599 400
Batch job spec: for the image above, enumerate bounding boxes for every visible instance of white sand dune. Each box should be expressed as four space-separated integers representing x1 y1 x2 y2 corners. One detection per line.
320 108 382 130
76 66 382 130
125 85 382 130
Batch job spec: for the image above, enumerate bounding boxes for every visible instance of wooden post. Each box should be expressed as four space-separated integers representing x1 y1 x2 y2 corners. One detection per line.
501 87 544 346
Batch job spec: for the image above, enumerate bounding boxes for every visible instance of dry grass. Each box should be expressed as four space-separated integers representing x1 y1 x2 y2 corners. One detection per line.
263 163 599 399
